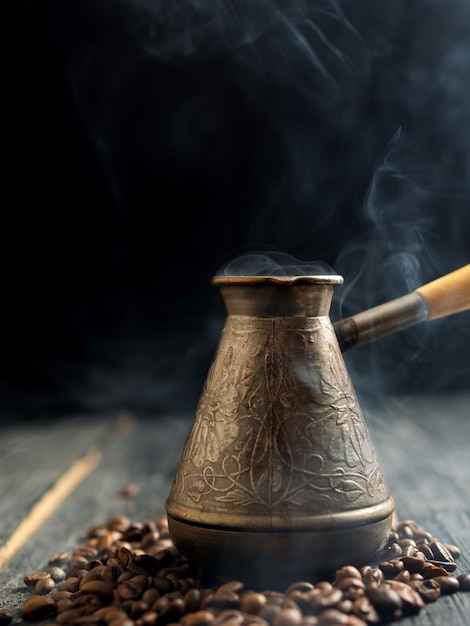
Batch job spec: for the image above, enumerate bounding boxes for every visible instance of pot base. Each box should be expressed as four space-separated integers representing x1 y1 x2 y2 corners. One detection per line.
167 509 394 590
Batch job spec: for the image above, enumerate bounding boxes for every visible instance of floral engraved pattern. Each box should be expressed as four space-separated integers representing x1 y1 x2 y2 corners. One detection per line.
171 316 389 518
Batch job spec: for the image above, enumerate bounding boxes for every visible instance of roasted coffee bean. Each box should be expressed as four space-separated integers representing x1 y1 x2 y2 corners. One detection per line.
443 543 462 559
272 607 303 626
34 575 55 595
17 514 470 626
414 530 433 543
21 595 57 620
378 559 404 578
336 578 365 600
210 588 241 610
352 597 380 624
47 566 67 582
359 566 383 586
393 570 410 584
457 573 470 591
181 610 216 626
79 579 114 598
366 584 402 618
139 611 158 626
335 566 362 584
335 599 353 614
383 543 402 559
48 552 70 566
429 541 454 563
55 597 73 613
52 590 72 602
316 608 349 625
410 579 441 602
23 571 51 587
58 576 80 592
384 581 424 614
421 562 452 578
309 588 343 612
427 559 457 573
286 582 315 594
400 545 419 558
399 555 424 573
396 523 414 539
415 543 434 559
240 592 268 614
434 576 460 595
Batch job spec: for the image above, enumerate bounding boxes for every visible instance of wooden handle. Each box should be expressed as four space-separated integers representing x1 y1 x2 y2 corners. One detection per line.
414 264 470 320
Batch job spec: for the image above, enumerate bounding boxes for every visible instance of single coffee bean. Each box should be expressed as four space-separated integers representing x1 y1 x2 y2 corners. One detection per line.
21 595 57 620
397 524 414 539
335 566 362 584
416 543 434 559
428 559 457 573
429 541 454 563
273 607 303 626
335 599 353 614
210 588 241 610
336 577 365 600
422 563 452 578
47 565 67 582
140 611 158 626
393 570 411 584
55 598 73 613
286 582 315 594
181 610 216 626
240 592 268 614
401 545 419 558
399 555 424 573
384 543 402 558
414 530 433 542
316 608 349 625
309 588 343 612
48 552 69 566
34 576 55 595
359 566 383 586
80 579 114 598
23 571 51 588
51 590 72 602
57 576 80 592
379 559 404 578
410 579 441 602
384 581 424 614
366 584 402 618
434 576 460 595
352 597 380 624
443 543 462 559
457 573 470 591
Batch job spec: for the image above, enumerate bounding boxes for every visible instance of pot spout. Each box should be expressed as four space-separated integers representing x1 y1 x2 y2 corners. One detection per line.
334 264 470 352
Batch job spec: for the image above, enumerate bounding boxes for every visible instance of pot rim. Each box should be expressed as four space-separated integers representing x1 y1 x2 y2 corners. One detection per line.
212 275 344 287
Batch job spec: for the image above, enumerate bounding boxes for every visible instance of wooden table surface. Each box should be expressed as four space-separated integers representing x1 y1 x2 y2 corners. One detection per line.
1 392 469 625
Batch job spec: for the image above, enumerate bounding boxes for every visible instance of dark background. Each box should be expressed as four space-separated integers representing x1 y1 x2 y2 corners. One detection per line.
3 0 470 420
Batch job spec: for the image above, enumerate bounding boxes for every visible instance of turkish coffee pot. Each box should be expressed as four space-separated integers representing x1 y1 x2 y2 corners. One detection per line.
166 264 470 588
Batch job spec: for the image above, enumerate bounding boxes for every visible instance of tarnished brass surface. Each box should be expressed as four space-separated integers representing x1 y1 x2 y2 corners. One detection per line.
166 276 394 586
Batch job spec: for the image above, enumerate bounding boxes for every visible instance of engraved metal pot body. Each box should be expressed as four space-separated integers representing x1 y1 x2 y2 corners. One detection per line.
166 276 394 588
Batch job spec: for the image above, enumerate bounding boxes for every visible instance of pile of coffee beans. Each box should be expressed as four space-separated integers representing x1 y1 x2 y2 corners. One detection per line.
6 514 470 626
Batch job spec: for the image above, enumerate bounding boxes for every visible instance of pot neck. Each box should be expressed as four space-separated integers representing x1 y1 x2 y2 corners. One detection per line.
212 275 343 318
